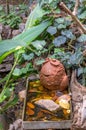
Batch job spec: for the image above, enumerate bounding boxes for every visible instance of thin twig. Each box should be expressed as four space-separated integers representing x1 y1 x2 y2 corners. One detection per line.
73 0 80 16
0 54 20 101
59 2 86 34
83 49 86 57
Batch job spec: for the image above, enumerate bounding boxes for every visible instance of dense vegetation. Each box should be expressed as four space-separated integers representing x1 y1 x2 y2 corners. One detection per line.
0 0 86 129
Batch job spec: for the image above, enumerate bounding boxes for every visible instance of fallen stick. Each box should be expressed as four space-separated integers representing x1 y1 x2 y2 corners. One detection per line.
73 0 80 16
59 2 86 34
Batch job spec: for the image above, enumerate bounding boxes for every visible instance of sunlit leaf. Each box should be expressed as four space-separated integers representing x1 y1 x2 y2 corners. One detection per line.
59 99 70 109
58 94 71 102
25 4 46 30
32 40 46 50
0 40 26 56
0 21 51 62
13 68 21 76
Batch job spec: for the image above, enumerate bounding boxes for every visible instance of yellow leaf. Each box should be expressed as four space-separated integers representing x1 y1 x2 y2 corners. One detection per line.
27 102 35 109
59 99 70 109
26 108 35 116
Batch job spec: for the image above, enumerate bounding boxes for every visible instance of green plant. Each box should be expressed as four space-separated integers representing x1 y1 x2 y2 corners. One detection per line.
0 3 51 115
0 0 86 116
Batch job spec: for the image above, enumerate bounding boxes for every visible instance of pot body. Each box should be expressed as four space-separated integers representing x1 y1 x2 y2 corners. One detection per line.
40 58 69 91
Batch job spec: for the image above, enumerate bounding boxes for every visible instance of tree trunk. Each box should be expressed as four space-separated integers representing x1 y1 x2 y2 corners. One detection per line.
6 0 10 14
70 71 86 129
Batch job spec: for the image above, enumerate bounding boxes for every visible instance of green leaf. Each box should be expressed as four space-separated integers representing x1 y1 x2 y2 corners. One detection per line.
2 96 18 112
14 21 51 44
61 30 76 40
77 67 83 76
57 24 66 29
55 18 65 24
0 49 15 64
0 123 3 130
0 21 51 61
13 68 21 76
0 87 14 103
0 39 26 56
25 4 45 30
22 53 34 61
77 34 86 42
69 49 83 65
32 40 46 50
47 26 57 35
34 59 45 65
53 36 67 47
78 10 86 19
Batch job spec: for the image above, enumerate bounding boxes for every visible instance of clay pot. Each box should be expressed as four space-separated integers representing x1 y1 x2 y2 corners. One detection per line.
40 58 69 91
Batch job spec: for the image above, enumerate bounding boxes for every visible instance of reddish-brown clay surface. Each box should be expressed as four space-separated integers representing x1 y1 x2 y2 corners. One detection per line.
40 58 69 91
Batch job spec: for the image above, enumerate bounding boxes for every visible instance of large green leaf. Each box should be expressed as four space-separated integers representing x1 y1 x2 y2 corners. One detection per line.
14 21 51 44
1 96 18 112
0 40 26 56
0 21 51 62
25 4 45 30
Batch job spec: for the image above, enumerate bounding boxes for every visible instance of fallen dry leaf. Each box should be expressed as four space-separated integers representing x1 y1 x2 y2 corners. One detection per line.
27 102 35 109
26 108 35 116
59 99 70 109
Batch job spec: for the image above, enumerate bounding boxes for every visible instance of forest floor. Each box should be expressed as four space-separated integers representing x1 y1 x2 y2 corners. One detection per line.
0 1 85 130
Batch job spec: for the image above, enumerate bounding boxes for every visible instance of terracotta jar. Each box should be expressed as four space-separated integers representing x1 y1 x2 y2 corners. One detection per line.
40 58 69 91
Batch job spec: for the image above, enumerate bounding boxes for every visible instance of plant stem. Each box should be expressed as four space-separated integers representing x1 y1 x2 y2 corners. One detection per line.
59 2 86 34
0 54 20 99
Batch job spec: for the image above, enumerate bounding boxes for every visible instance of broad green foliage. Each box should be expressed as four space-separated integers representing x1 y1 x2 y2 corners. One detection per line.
0 0 86 114
0 21 51 63
13 63 36 77
0 4 28 29
0 40 26 56
25 4 46 30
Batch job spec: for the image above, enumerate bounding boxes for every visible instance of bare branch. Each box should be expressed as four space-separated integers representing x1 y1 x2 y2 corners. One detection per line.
73 0 80 16
59 2 86 34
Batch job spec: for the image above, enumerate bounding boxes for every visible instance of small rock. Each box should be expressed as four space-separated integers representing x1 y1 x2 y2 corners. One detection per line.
0 64 12 73
12 30 21 37
22 17 28 23
0 23 3 34
2 25 12 39
18 90 26 101
35 99 60 112
19 23 25 32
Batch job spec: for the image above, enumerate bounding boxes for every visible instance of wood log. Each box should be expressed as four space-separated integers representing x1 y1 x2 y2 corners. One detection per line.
70 70 86 129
